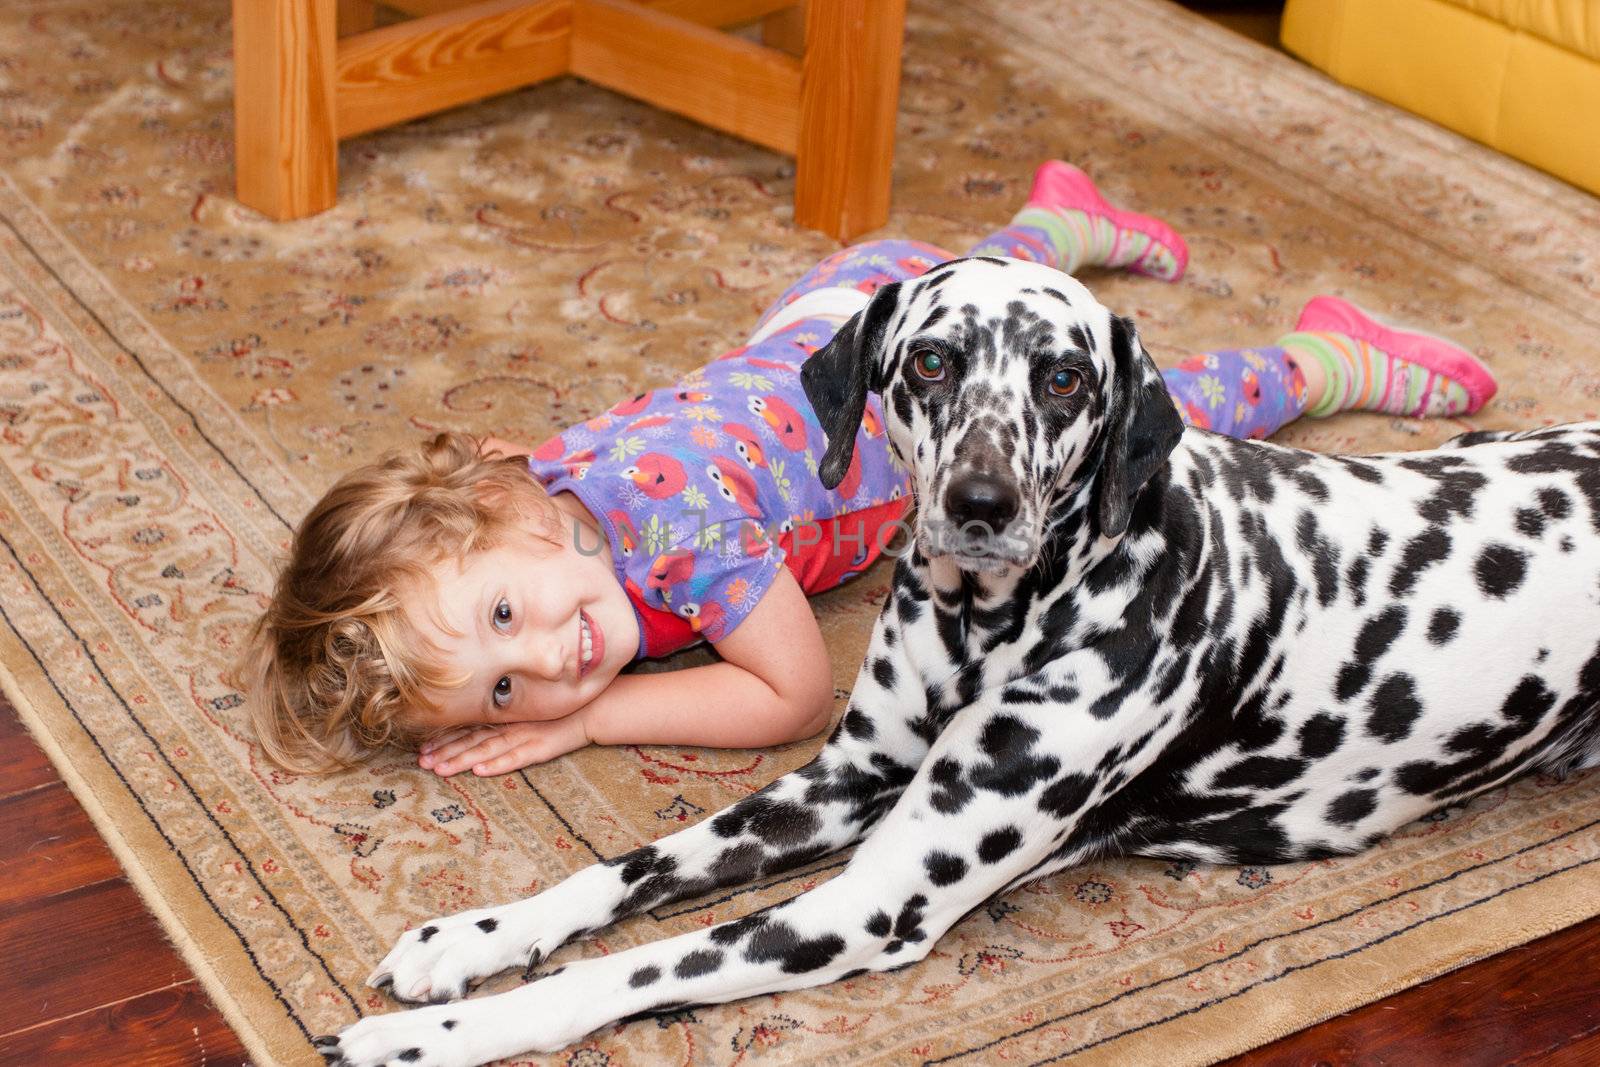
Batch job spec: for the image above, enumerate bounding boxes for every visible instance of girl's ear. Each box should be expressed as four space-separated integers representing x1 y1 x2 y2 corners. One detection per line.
800 281 904 489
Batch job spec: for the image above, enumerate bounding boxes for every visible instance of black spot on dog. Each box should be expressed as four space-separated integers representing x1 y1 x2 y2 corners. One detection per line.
925 850 968 886
1336 662 1372 702
709 843 763 884
930 756 975 815
969 715 1062 796
1213 756 1307 791
1342 460 1385 485
397 1051 422 1064
1515 507 1546 538
1366 672 1424 742
1539 487 1572 519
1296 510 1340 606
475 918 497 933
1356 606 1408 660
865 911 892 937
674 949 724 980
978 826 1023 864
418 925 438 943
710 912 770 947
629 965 661 988
872 656 898 690
1326 789 1377 826
1298 713 1345 759
744 797 822 847
1353 767 1381 782
1345 554 1371 606
887 893 930 951
1390 527 1451 596
744 920 847 973
842 706 876 741
1038 772 1095 817
442 1020 457 1030
1475 543 1529 598
1414 466 1487 525
1427 608 1460 645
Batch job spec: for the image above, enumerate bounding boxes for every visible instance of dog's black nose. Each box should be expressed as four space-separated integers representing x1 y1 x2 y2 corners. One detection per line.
945 473 1020 531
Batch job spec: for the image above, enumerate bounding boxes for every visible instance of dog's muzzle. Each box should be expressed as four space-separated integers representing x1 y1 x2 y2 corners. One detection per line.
921 470 1035 572
944 471 1020 532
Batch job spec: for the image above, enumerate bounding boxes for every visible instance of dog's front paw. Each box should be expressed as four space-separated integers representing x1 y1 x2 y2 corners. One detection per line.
366 906 545 1004
315 1004 478 1067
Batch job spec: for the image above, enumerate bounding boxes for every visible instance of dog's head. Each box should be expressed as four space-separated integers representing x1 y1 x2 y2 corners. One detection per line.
801 257 1183 574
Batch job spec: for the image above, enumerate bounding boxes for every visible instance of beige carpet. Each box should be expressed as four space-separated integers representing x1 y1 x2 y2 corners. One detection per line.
2 0 1600 1063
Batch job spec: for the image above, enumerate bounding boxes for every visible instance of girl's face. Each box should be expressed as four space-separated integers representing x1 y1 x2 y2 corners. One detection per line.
404 503 638 731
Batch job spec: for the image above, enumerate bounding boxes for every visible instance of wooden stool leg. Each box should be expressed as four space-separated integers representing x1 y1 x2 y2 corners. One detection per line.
794 0 904 241
233 0 340 220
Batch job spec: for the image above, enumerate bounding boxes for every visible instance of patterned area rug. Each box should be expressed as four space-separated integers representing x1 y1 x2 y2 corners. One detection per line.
2 0 1599 1063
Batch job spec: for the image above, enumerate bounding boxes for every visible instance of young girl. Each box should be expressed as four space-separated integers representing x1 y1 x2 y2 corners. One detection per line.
240 162 1496 777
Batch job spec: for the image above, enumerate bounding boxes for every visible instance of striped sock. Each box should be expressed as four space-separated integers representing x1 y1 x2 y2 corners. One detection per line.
1279 331 1473 419
971 209 1182 279
963 161 1188 281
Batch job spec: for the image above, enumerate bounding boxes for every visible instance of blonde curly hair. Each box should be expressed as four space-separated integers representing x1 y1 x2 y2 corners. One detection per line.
233 432 559 773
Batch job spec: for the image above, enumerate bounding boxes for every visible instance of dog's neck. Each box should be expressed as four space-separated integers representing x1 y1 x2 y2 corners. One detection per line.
923 481 1130 655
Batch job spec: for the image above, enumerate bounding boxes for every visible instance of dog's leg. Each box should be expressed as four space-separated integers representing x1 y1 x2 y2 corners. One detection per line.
324 690 1104 1067
364 587 941 1005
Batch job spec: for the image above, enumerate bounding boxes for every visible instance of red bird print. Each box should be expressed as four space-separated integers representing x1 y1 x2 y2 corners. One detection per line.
610 391 653 417
625 414 672 432
621 452 687 498
533 436 566 462
745 356 794 373
678 600 729 641
562 448 596 479
646 549 696 593
723 423 768 469
1241 369 1262 406
836 442 864 499
608 510 639 557
706 456 761 517
747 394 808 451
675 389 712 404
739 520 771 557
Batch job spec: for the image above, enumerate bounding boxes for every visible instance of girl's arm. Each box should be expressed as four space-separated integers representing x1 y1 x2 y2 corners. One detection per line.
583 566 834 748
420 568 835 776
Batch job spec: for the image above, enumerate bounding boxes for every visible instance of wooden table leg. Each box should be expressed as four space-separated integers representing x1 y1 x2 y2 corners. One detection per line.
794 0 905 241
337 0 378 36
232 0 340 219
762 1 805 55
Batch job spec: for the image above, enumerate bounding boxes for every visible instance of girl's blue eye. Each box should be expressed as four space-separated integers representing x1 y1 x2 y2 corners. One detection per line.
1049 369 1081 397
912 350 945 381
493 675 512 708
493 597 512 631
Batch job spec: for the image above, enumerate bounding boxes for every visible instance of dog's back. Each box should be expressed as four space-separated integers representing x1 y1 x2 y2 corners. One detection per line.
1110 423 1600 863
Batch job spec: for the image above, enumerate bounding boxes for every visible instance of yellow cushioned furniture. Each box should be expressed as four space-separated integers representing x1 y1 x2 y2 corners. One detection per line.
1282 0 1600 196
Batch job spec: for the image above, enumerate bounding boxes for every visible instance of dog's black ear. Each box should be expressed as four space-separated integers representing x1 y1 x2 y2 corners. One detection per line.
1096 315 1184 538
801 282 903 489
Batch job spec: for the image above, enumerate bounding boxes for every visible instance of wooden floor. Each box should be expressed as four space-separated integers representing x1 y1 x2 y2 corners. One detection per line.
4 693 1600 1064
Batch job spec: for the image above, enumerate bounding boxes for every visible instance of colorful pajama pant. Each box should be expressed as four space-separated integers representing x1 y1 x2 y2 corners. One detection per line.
755 232 1310 442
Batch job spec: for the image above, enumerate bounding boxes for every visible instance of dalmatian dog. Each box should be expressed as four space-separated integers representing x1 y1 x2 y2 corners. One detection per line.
320 258 1600 1066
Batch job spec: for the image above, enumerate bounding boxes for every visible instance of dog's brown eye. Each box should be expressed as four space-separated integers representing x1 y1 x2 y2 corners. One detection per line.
1048 369 1080 397
912 350 945 381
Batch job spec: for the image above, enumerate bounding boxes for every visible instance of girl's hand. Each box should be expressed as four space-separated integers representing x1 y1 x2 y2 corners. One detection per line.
418 715 590 777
